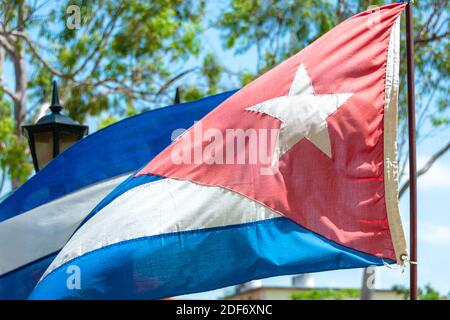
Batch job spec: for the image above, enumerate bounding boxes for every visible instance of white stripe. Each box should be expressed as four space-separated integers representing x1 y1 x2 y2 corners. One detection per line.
0 174 129 276
42 178 282 279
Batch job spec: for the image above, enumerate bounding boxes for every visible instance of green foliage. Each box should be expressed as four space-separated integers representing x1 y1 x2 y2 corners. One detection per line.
97 115 119 130
400 0 449 143
1 0 214 188
180 85 204 102
391 284 410 300
420 284 442 300
392 283 446 300
202 53 224 95
1 0 448 191
29 0 208 123
0 95 32 191
218 0 337 73
217 0 449 184
291 288 360 300
240 71 257 86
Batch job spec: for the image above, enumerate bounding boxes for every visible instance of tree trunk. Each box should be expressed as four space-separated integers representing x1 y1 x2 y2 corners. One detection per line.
13 48 26 138
13 1 27 135
360 266 376 300
11 1 27 189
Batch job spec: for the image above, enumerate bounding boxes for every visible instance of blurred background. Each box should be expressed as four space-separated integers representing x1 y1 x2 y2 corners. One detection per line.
0 0 448 299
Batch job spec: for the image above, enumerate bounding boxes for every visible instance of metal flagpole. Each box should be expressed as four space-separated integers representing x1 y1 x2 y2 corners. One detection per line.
405 0 418 301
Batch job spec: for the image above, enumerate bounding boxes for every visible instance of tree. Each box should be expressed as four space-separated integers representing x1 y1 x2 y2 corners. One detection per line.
392 283 445 300
0 0 224 191
216 0 449 299
216 0 450 200
0 0 33 189
291 288 360 300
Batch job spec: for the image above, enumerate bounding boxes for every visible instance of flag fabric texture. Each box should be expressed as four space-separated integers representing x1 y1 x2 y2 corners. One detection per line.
0 91 234 299
30 3 407 299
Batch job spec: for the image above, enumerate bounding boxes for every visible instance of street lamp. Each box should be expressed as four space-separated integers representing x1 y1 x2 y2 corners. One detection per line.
174 87 181 104
22 80 88 172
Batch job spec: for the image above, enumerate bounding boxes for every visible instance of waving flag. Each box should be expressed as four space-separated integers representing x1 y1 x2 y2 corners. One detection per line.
0 91 234 299
31 3 408 300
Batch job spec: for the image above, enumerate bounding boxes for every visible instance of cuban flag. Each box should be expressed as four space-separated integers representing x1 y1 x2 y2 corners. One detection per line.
0 91 234 299
30 3 408 299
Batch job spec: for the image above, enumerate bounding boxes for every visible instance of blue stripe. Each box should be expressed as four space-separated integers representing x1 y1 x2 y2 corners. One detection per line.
0 253 57 300
0 91 236 299
29 217 389 300
0 90 236 223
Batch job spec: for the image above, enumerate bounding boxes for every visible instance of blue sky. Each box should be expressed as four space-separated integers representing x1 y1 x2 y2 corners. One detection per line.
180 124 450 299
1 1 449 298
179 24 450 298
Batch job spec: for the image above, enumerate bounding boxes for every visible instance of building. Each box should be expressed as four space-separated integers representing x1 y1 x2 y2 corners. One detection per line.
223 276 404 300
224 286 404 300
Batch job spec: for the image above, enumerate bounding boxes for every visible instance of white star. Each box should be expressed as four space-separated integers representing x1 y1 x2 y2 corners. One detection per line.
246 64 353 165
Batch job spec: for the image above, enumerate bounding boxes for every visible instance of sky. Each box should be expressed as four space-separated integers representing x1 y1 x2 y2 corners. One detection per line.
179 23 450 299
1 1 449 299
180 121 450 299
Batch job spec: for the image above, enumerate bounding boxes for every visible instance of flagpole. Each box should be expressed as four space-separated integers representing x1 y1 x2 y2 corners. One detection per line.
405 1 418 301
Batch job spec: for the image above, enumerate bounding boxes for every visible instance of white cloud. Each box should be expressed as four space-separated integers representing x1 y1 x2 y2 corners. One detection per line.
420 162 450 189
401 155 450 190
421 223 450 245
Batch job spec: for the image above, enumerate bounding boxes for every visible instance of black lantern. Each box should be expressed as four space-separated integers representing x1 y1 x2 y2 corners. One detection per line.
22 81 88 172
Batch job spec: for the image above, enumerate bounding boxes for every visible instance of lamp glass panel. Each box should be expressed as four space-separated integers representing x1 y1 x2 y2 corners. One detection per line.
33 131 54 170
59 131 80 153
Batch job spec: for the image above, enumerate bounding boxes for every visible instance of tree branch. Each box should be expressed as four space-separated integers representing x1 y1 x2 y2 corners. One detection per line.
415 32 450 45
156 67 199 96
6 30 67 77
72 5 124 78
0 44 18 101
0 83 19 101
0 169 6 196
399 140 450 199
0 34 15 56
